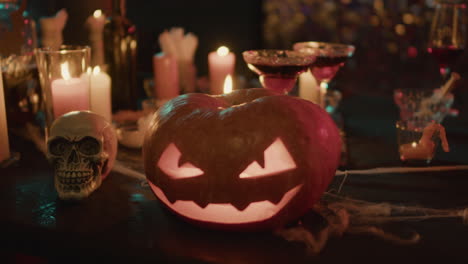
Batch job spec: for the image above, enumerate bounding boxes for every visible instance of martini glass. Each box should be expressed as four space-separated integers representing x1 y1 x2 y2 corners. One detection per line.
242 50 315 94
293 42 355 110
427 0 466 80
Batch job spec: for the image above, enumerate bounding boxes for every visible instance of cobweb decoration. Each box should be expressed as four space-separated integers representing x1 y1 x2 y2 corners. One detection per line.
274 166 468 255
275 191 468 255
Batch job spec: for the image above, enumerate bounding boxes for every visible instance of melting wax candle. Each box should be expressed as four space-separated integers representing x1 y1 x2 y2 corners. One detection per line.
153 53 179 100
86 9 106 66
51 62 90 118
209 46 235 95
90 66 112 122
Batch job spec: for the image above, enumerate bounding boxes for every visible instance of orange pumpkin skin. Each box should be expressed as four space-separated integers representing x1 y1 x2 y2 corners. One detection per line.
143 88 341 231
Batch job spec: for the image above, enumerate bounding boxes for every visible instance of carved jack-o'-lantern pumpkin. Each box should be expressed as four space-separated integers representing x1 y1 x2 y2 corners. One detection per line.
143 88 341 230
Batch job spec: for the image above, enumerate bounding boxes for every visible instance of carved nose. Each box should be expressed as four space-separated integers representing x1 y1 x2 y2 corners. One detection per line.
68 149 79 164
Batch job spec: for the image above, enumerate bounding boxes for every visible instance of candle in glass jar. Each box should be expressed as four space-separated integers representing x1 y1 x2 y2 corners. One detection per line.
208 46 235 95
90 66 112 122
51 62 90 118
0 73 10 162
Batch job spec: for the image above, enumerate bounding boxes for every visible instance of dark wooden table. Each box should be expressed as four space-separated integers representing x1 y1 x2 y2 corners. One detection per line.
2 95 468 263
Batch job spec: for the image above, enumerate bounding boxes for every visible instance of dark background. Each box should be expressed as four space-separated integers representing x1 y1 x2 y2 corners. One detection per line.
4 2 468 262
28 0 263 77
24 0 468 126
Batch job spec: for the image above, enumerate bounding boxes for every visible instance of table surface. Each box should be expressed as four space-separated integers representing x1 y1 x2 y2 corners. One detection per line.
2 95 468 264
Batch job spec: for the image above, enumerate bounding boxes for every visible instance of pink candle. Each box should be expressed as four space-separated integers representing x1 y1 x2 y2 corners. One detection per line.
51 63 90 118
208 46 235 95
153 53 179 100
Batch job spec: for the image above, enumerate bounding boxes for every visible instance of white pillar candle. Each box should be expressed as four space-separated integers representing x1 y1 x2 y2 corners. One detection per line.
208 46 235 95
51 62 90 118
90 66 112 122
153 53 179 100
298 70 319 104
86 10 106 66
0 73 10 162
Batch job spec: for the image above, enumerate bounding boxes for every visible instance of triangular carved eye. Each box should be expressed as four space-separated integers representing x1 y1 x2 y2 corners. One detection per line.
239 138 297 179
158 143 204 179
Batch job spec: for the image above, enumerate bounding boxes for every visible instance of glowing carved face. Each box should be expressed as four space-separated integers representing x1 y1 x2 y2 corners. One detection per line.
143 89 342 230
149 137 301 224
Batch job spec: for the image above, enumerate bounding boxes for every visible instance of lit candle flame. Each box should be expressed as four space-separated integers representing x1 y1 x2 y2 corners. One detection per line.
61 62 71 81
93 9 103 18
93 66 101 75
223 75 233 94
217 46 229 57
411 142 418 148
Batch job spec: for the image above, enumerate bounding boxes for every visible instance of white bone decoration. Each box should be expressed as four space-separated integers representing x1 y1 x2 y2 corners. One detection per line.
47 111 117 200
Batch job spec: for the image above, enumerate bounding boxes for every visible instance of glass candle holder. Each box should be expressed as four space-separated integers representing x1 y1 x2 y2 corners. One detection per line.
35 45 91 129
393 88 455 123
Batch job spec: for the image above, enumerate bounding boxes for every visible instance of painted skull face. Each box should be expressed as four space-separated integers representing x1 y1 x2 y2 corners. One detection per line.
47 111 117 200
144 89 341 230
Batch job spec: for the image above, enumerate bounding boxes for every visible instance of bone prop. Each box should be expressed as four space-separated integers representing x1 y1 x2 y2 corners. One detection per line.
47 111 117 200
40 9 68 49
439 72 461 98
158 28 198 93
416 72 460 119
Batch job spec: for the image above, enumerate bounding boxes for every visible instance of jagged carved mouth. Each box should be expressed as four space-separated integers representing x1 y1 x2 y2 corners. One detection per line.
149 182 303 224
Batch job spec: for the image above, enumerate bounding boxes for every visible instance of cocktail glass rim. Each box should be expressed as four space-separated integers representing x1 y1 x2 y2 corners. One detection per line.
242 49 316 66
293 41 355 57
